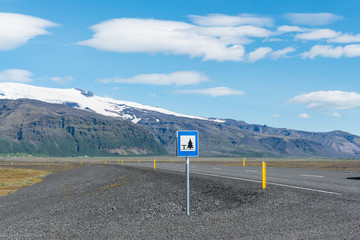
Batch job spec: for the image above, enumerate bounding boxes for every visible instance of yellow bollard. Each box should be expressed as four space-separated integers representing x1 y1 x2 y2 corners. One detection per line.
138 159 140 164
105 160 107 165
243 157 246 167
122 160 124 166
154 160 156 170
262 161 266 189
171 158 172 164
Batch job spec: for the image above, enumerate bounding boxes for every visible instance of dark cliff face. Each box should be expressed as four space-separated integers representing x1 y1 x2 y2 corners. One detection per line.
0 99 166 157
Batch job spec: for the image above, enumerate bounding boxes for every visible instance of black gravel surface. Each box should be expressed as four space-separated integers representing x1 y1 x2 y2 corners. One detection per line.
0 164 359 239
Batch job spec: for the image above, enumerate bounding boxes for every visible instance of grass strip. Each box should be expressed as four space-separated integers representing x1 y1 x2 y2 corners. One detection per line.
0 168 50 197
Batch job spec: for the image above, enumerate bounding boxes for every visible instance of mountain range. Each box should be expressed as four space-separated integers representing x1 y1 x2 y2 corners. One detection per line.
1 82 360 158
0 98 166 156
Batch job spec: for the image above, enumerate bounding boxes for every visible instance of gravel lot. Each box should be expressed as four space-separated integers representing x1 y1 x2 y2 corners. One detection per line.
0 164 359 239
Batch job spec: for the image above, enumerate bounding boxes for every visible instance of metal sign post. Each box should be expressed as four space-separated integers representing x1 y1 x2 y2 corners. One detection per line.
185 156 190 215
177 130 199 216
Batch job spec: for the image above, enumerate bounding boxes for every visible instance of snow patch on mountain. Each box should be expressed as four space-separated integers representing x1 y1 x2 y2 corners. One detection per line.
0 82 224 123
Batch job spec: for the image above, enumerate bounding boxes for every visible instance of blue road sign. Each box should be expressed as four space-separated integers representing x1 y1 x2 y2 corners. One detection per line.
177 130 199 157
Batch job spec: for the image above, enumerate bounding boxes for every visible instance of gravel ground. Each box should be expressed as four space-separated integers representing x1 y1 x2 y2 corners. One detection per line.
0 164 359 239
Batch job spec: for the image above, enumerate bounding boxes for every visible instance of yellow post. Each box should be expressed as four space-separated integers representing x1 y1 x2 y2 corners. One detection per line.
154 160 156 170
243 157 246 167
105 160 107 165
80 162 83 165
171 158 172 164
138 159 140 164
122 160 124 166
262 161 267 189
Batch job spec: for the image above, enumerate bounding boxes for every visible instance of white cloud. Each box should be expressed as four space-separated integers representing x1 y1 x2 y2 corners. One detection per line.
277 25 306 33
176 87 245 97
285 13 343 26
51 76 74 84
77 14 360 62
78 18 249 61
343 44 360 57
0 69 33 82
197 25 272 39
331 112 342 118
298 113 312 119
272 114 280 118
328 33 360 43
302 44 360 59
271 47 296 59
289 90 360 110
99 71 209 86
78 17 276 62
188 14 273 27
247 47 272 62
263 38 283 42
295 29 340 40
0 12 57 50
302 45 343 58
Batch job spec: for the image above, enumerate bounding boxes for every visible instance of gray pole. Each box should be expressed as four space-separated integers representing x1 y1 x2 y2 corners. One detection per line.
185 156 190 215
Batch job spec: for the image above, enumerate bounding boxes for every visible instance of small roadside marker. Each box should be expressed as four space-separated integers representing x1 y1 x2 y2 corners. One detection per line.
262 161 267 189
154 160 156 170
243 157 246 167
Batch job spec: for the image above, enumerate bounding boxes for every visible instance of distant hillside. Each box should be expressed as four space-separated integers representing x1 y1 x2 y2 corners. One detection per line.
1 82 360 158
0 99 166 157
134 109 360 158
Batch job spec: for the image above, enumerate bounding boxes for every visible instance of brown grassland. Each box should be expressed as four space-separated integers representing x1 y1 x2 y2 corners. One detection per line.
0 163 76 197
0 168 50 197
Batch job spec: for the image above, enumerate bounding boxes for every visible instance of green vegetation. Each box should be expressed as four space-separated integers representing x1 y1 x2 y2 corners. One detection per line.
0 99 167 157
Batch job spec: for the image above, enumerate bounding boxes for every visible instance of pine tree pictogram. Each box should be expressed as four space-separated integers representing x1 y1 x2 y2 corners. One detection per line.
187 139 194 149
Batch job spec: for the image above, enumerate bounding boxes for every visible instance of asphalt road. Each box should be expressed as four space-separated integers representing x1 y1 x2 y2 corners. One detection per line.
124 161 360 199
1 163 360 239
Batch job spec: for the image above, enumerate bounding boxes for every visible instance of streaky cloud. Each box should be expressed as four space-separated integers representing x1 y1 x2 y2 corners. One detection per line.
302 44 360 59
99 71 209 86
285 13 343 26
0 12 58 50
188 13 274 27
176 87 245 97
289 90 360 110
0 69 33 83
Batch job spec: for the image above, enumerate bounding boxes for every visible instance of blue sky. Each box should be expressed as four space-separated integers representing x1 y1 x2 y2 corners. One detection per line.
1 0 360 135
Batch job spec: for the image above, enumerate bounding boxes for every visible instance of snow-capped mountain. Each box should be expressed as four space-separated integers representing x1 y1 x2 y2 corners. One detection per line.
1 82 360 158
0 82 222 124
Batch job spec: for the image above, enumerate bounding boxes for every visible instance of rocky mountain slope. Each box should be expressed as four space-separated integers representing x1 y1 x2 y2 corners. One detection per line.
0 99 166 157
132 109 360 158
1 82 360 158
